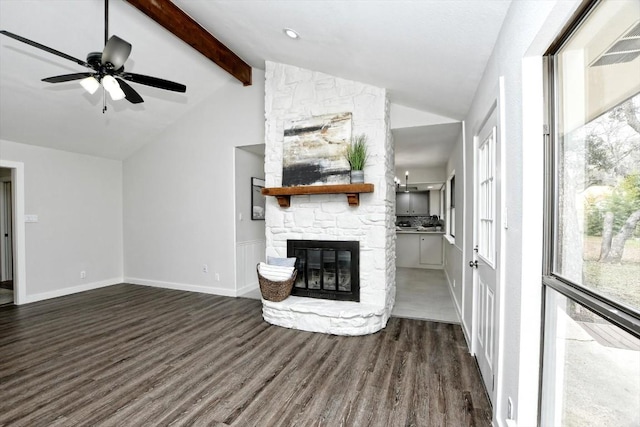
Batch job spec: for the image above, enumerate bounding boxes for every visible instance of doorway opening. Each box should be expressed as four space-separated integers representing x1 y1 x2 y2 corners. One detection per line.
0 160 25 305
0 167 13 305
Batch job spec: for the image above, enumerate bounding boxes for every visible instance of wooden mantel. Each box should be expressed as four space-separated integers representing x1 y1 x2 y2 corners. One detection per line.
262 183 374 207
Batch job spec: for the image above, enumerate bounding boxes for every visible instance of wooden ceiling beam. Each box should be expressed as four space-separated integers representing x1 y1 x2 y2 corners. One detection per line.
124 0 252 86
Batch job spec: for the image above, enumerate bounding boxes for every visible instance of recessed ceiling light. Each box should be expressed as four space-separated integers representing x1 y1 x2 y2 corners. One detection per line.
283 28 300 39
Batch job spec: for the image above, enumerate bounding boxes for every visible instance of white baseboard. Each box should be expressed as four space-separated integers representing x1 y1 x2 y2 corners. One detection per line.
22 277 123 304
444 268 463 320
444 267 471 348
235 280 259 297
125 277 236 297
441 266 473 349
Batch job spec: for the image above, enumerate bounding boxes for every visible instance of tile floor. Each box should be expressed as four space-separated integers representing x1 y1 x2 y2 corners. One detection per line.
240 266 459 324
391 267 459 323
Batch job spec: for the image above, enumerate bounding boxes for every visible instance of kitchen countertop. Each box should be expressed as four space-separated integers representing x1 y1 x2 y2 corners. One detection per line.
396 228 445 234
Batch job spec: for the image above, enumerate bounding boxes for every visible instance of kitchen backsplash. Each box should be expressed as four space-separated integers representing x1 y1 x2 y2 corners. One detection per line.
396 215 445 228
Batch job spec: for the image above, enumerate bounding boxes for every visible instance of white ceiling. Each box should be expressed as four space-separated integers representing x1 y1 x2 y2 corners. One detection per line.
0 0 511 162
394 122 462 170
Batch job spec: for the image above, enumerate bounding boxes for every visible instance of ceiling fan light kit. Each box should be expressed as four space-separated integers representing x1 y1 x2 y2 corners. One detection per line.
0 0 186 112
101 75 126 100
80 76 101 95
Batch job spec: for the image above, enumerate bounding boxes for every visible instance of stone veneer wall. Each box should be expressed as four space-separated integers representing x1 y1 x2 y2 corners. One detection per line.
263 61 396 335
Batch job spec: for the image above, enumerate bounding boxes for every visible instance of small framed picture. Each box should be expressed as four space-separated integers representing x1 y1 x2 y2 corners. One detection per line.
251 177 265 220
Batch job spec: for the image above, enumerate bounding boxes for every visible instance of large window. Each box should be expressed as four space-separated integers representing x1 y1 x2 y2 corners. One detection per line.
478 128 495 265
447 173 456 238
542 0 640 425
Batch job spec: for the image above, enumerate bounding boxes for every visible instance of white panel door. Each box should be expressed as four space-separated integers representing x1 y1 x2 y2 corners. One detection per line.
471 107 500 403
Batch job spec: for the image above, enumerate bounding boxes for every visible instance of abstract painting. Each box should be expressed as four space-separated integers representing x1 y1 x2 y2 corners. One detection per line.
282 112 352 186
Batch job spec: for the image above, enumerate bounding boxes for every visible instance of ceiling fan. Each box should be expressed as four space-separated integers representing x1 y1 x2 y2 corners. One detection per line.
0 0 186 112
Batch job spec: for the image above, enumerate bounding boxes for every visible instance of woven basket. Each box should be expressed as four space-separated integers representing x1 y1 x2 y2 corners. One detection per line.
256 264 297 302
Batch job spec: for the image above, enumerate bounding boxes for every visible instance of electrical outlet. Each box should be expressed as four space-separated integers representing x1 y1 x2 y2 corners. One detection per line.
24 214 39 223
202 264 208 273
80 271 86 279
507 397 514 419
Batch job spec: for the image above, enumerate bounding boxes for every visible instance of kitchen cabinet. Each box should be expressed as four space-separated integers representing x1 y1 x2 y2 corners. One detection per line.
396 233 420 267
396 232 444 269
396 191 430 215
419 234 443 267
396 192 411 215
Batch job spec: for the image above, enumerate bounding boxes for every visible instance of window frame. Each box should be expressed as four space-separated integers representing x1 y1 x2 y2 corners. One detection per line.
542 1 640 336
540 0 640 422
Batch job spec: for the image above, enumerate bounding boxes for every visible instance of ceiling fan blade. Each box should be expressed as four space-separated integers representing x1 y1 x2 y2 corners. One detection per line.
102 35 131 70
42 72 94 83
0 30 90 68
121 73 186 93
115 77 144 104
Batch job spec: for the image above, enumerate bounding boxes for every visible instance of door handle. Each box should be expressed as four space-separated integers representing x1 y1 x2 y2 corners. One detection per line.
469 260 478 269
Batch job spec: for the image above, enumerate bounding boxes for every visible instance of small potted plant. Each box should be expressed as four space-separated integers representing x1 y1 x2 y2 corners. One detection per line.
345 134 368 183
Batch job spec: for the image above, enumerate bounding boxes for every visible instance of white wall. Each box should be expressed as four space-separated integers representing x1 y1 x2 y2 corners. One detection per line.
123 70 265 297
235 147 266 295
461 1 580 425
390 103 458 129
444 132 463 324
429 190 440 216
0 139 123 301
235 148 266 243
395 166 446 184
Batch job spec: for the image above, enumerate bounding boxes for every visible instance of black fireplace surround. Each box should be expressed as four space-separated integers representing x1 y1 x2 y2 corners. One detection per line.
287 240 360 302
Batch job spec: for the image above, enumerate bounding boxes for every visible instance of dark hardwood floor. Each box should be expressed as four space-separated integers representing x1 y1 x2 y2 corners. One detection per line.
0 284 491 426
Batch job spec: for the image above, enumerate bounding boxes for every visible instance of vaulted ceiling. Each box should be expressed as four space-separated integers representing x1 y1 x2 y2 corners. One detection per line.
0 0 511 162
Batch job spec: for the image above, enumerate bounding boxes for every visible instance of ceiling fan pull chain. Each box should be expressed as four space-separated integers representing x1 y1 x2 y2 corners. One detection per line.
102 88 107 114
105 0 109 45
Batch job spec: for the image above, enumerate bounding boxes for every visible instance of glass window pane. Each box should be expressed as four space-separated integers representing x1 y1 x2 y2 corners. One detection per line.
553 0 640 311
541 287 640 426
307 250 321 290
322 250 336 291
337 250 351 292
478 128 495 264
294 248 306 288
451 176 455 208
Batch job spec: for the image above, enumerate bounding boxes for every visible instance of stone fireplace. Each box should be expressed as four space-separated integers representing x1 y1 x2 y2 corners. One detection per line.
263 62 396 336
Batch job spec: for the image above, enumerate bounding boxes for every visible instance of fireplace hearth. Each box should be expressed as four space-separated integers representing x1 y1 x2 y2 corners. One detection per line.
287 240 359 302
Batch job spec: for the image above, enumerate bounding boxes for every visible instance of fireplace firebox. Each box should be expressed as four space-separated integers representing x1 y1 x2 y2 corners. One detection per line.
287 240 359 302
